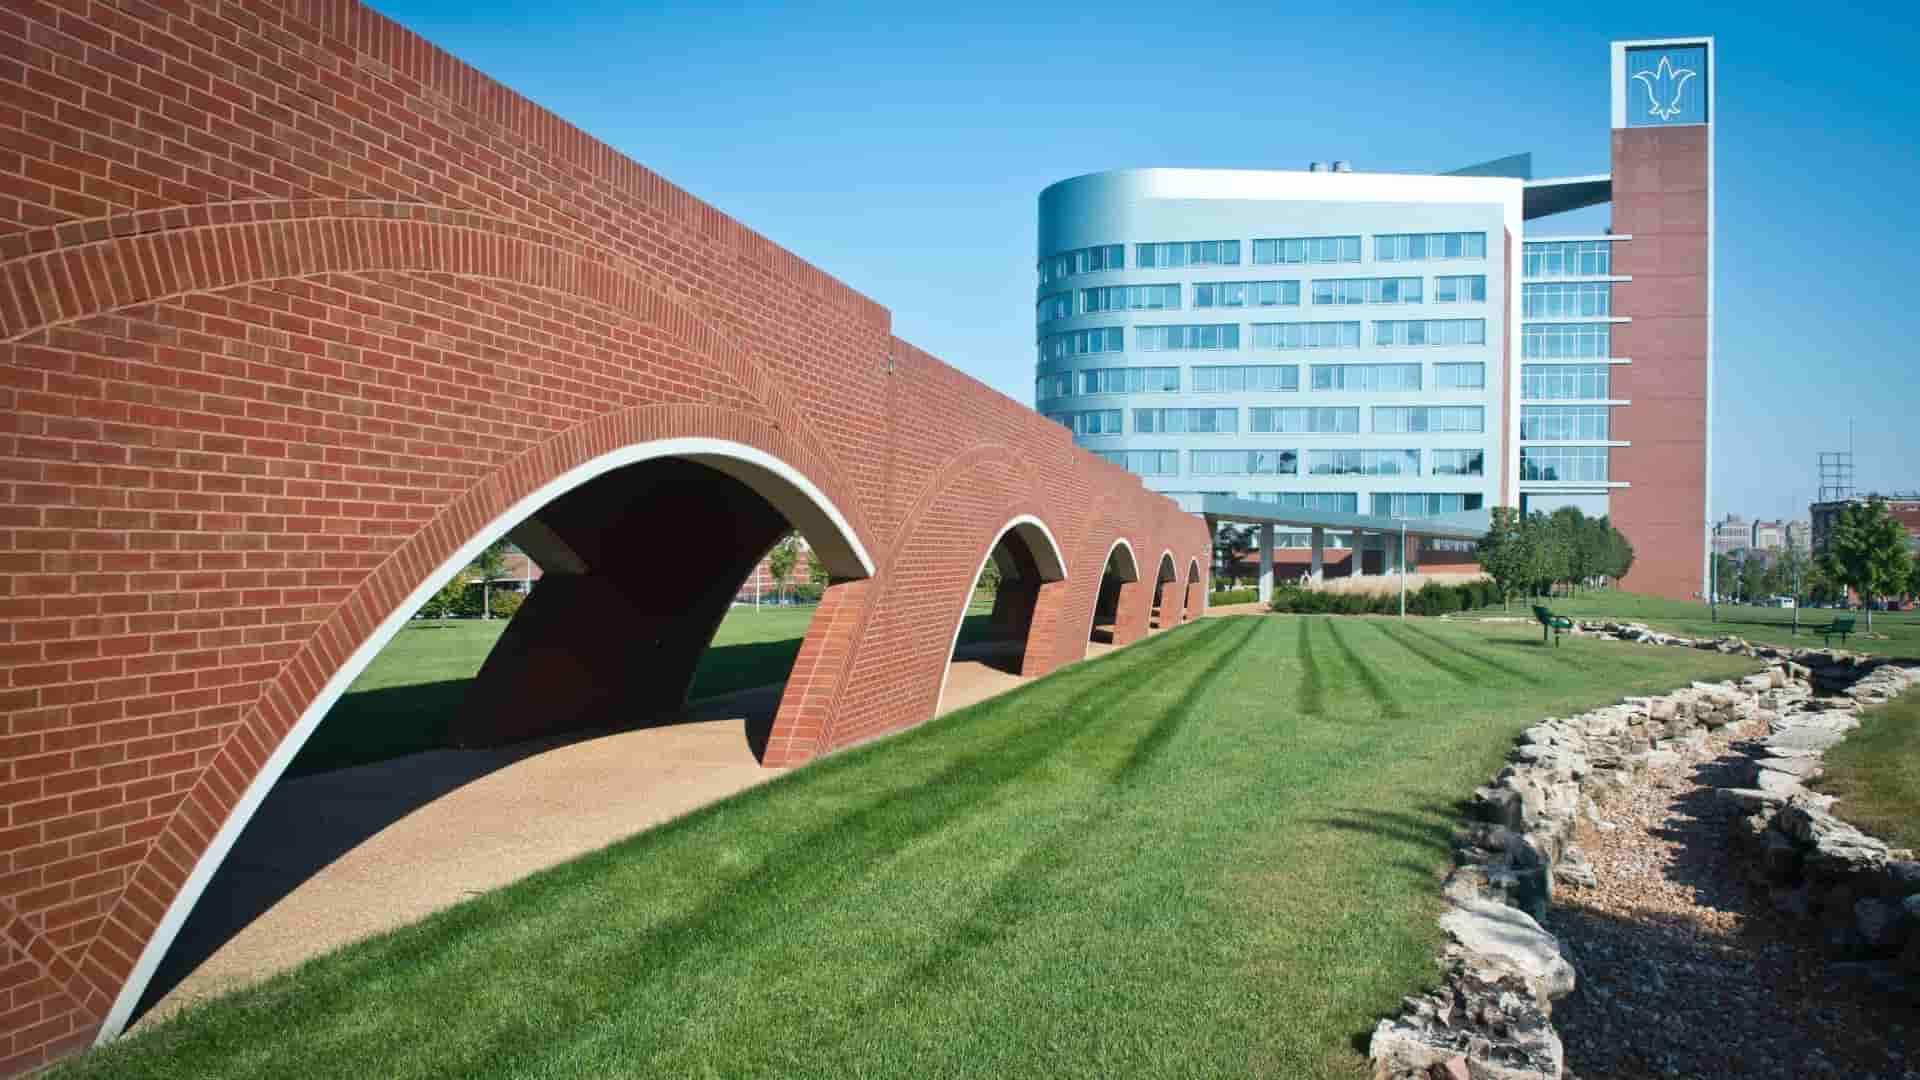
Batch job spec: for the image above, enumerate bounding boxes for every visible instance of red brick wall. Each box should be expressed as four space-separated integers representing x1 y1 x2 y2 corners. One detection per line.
1610 125 1710 601
0 0 1209 1069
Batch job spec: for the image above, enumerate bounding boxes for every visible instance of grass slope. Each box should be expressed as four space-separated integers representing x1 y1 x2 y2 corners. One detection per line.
63 616 1754 1079
1816 693 1920 850
1467 591 1920 655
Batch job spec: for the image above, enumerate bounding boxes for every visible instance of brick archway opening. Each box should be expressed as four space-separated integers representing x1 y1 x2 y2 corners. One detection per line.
935 516 1069 716
1150 552 1180 631
1184 558 1204 622
103 438 873 1040
1089 539 1142 647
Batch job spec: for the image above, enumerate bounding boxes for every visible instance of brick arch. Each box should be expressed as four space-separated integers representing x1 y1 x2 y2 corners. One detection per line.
930 514 1070 716
77 413 877 1039
1184 557 1205 622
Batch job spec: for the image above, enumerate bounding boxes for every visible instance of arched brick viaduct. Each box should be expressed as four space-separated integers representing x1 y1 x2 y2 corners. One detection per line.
0 0 1210 1069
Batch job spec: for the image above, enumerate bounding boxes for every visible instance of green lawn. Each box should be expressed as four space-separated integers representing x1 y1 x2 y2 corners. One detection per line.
292 598 1003 776
1463 590 1920 656
1816 693 1920 850
65 616 1754 1079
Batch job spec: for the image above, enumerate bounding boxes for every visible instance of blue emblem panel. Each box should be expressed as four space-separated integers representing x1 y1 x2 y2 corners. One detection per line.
1625 45 1708 126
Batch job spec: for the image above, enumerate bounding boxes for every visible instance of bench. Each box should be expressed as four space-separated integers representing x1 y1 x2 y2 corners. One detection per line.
1818 615 1856 647
1532 605 1573 647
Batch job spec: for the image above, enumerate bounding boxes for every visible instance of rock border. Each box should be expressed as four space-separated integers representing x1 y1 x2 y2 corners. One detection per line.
1368 620 1916 1080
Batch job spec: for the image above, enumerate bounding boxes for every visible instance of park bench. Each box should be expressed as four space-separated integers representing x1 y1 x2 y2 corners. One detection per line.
1532 604 1573 647
1818 615 1856 647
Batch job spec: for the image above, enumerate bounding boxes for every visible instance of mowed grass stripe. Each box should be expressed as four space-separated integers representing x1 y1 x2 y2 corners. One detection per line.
1368 620 1482 686
1397 621 1542 685
59 618 1757 1080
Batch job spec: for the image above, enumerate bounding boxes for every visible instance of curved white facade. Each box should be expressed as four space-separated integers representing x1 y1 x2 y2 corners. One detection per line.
1035 167 1525 523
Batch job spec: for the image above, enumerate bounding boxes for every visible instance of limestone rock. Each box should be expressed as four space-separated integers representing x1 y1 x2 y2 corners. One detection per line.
1438 899 1577 1005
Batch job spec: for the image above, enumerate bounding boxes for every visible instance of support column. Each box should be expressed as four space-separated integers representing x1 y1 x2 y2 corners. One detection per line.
1353 531 1369 578
1310 527 1325 583
1258 523 1274 603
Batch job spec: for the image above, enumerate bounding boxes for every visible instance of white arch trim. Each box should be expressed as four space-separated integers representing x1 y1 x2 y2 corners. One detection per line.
1103 536 1140 582
931 514 1069 718
1155 548 1179 583
94 437 874 1043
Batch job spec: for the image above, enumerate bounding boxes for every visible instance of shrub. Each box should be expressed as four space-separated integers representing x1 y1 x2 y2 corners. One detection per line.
1210 587 1259 606
487 589 526 620
1269 578 1493 617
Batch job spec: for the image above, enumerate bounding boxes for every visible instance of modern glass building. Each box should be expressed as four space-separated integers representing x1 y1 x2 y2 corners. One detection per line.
1033 36 1714 598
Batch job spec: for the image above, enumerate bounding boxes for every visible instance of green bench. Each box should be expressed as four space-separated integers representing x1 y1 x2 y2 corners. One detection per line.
1532 604 1573 647
1818 615 1856 647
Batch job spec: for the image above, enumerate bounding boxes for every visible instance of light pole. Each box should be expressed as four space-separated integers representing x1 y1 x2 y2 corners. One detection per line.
1397 518 1408 620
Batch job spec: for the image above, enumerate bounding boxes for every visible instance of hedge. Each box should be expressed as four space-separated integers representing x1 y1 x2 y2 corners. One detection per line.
1209 587 1260 606
1268 578 1500 616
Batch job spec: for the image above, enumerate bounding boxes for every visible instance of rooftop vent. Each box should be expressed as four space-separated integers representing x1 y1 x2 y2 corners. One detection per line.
1332 160 1353 173
1308 161 1327 173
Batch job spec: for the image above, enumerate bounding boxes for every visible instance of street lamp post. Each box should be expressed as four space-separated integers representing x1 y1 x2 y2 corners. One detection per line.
1398 518 1408 620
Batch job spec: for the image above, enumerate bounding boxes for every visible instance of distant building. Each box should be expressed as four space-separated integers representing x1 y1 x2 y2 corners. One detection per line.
1784 519 1812 553
1749 519 1786 552
1809 495 1920 556
1710 513 1749 557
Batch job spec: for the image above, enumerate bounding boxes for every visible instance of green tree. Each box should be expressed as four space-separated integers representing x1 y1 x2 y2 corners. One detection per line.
470 541 510 619
1213 523 1255 585
1477 507 1534 610
1606 520 1635 582
1819 498 1914 630
768 534 801 605
975 557 1002 595
423 577 466 626
807 548 826 587
1738 555 1767 604
1527 512 1571 597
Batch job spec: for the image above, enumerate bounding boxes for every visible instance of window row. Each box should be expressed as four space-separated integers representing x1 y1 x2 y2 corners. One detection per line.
1039 362 1488 399
1097 449 1487 480
1137 323 1241 352
1254 235 1363 265
1038 326 1125 361
1037 243 1124 284
1313 277 1423 305
1375 232 1488 262
1373 319 1488 347
1522 282 1612 319
1373 405 1486 433
1372 492 1484 517
1521 363 1610 400
1081 283 1182 314
1194 280 1301 308
1046 404 1487 435
1040 232 1493 284
1253 321 1362 350
1520 405 1610 441
1137 240 1241 268
1523 323 1611 359
1520 446 1610 482
1523 240 1612 279
1434 275 1488 303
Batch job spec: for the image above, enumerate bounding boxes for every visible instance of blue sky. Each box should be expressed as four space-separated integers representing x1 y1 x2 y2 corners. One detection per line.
372 0 1918 523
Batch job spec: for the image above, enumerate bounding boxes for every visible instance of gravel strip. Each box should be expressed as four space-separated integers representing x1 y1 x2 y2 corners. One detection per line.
1549 718 1917 1080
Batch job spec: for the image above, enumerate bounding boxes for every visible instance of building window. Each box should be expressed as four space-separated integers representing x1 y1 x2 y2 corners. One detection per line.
1523 282 1612 318
1253 236 1362 265
1522 240 1611 278
1433 275 1488 303
1522 323 1611 359
1098 449 1180 477
1136 324 1240 351
1082 284 1181 313
1430 449 1485 476
1520 405 1609 441
1374 232 1487 262
1372 406 1485 433
1521 363 1609 400
1310 363 1422 392
1035 372 1073 402
1374 319 1487 347
1433 363 1486 390
1521 446 1609 482
1039 327 1125 361
1193 280 1301 308
1248 491 1360 512
1044 409 1124 436
1307 449 1421 477
1136 240 1240 268
1191 449 1299 476
1190 364 1298 392
1134 407 1239 434
1075 367 1180 394
1038 244 1124 284
1311 277 1423 305
1036 291 1074 325
1252 321 1361 350
1371 492 1484 517
1249 406 1360 433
